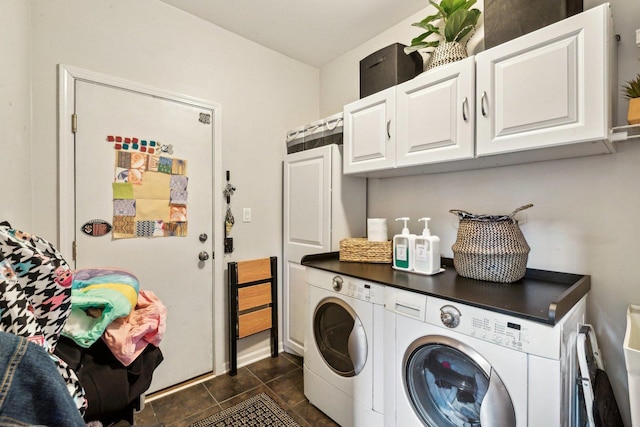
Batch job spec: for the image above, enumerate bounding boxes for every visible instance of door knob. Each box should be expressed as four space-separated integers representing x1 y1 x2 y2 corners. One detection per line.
198 251 210 261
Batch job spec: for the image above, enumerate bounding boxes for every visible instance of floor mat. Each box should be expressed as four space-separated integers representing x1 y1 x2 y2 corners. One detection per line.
189 393 300 427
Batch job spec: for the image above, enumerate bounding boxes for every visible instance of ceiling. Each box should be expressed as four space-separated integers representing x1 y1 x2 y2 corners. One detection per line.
158 0 428 68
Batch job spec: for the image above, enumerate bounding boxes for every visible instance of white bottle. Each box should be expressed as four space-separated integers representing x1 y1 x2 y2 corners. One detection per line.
413 217 441 275
393 217 415 272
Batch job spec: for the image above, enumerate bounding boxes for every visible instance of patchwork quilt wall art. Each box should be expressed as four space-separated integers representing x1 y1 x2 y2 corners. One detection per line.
108 135 188 239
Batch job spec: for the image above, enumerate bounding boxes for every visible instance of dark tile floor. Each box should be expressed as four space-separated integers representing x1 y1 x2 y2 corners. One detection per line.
134 352 339 427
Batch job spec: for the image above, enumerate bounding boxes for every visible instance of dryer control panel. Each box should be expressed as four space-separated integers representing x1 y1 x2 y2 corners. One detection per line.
424 296 577 360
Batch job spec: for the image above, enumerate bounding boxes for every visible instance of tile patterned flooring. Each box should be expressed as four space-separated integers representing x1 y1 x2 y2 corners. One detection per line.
134 352 339 426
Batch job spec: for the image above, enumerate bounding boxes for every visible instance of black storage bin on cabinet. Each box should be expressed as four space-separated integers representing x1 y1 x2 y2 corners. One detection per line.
360 43 423 98
484 0 583 49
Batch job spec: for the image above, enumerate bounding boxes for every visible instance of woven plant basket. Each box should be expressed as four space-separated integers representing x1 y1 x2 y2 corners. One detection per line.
339 238 392 264
426 41 468 70
450 204 533 283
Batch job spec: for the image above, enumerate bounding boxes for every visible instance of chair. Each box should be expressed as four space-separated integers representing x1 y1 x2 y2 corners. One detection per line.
228 256 278 376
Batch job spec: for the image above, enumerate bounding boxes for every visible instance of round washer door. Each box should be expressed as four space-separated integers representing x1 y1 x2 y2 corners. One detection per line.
313 296 367 377
403 335 515 427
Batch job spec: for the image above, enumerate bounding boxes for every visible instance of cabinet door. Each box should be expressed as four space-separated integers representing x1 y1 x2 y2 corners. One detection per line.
283 146 332 355
283 261 307 355
283 146 332 262
476 4 610 156
343 86 396 174
396 57 475 166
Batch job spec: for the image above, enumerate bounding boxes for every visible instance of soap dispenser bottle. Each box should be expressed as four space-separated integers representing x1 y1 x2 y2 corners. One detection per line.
393 217 415 271
413 217 441 275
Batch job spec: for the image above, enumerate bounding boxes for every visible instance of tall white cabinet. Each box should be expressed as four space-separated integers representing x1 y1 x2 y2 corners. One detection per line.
283 144 366 355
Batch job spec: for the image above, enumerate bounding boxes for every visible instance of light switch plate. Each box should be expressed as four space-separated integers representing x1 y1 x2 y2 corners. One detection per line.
243 208 251 223
636 29 640 47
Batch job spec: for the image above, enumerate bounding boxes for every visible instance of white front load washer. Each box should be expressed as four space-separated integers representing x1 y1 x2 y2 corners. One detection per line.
304 267 385 427
385 287 586 427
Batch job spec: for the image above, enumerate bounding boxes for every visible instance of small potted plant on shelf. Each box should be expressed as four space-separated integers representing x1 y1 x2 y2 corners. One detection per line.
622 74 640 125
405 0 481 71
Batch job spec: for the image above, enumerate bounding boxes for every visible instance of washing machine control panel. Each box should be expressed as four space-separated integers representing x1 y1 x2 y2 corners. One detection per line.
426 296 564 359
440 305 461 328
328 274 385 304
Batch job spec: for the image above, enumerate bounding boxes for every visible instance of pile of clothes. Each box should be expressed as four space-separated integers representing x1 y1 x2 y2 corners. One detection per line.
0 223 166 425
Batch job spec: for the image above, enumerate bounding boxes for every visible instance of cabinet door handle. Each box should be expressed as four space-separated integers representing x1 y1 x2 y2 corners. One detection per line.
462 97 469 122
386 120 391 139
481 91 488 117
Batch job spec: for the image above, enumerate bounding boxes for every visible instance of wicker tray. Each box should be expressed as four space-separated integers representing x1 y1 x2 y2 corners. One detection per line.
339 238 392 264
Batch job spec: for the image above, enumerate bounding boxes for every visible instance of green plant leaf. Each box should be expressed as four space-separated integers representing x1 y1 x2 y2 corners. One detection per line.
444 9 480 42
412 21 441 35
429 0 446 17
411 32 431 44
413 11 443 27
404 40 440 54
439 0 475 16
406 0 481 55
622 74 640 99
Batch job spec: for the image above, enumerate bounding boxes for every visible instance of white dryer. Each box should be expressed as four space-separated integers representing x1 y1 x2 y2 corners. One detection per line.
385 286 586 427
304 267 385 427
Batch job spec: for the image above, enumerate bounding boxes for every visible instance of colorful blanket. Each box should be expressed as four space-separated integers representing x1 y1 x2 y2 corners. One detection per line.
102 289 168 366
63 268 139 348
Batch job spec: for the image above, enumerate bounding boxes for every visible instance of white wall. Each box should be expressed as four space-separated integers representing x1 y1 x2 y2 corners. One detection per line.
8 0 639 418
28 0 318 371
0 1 32 229
319 1 640 424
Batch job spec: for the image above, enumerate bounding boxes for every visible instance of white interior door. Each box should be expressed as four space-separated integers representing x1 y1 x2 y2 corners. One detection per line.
73 79 214 393
282 146 332 355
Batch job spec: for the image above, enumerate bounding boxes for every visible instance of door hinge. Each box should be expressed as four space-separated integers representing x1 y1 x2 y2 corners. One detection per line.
71 114 77 134
72 240 77 261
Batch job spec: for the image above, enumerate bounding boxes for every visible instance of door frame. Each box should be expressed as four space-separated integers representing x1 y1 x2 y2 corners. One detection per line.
57 64 225 375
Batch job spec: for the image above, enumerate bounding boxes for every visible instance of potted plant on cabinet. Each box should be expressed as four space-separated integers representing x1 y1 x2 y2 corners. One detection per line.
405 0 481 71
623 74 640 125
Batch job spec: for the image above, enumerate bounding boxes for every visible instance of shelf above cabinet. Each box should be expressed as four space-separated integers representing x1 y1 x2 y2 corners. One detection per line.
611 124 640 142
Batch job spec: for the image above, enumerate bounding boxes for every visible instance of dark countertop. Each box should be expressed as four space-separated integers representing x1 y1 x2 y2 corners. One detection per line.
301 252 590 325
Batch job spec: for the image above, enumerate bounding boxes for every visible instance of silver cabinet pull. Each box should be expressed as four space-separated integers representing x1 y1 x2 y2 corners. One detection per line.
462 97 469 122
481 91 488 117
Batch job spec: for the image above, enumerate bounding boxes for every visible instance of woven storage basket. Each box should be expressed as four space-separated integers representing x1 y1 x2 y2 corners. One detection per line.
450 204 533 283
426 41 468 70
339 238 392 264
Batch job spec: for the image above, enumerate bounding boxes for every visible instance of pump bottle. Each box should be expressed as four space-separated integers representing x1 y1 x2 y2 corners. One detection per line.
413 217 442 275
393 217 415 272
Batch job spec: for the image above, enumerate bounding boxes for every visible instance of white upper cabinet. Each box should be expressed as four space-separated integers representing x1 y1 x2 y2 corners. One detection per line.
396 56 475 166
343 86 396 174
343 4 614 177
475 3 614 156
344 58 475 176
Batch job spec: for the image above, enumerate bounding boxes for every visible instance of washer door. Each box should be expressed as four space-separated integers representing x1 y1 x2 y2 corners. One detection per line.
403 335 515 427
313 296 367 377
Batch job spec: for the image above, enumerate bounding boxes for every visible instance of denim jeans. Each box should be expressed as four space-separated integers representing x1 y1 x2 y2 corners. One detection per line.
0 331 85 427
